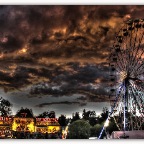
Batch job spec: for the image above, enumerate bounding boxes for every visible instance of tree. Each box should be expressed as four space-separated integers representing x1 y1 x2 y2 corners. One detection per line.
90 123 105 138
68 120 91 139
15 107 34 118
82 109 90 120
89 117 97 126
97 107 109 124
0 97 12 116
101 107 109 120
82 109 97 126
37 111 55 118
71 112 80 123
58 114 67 126
106 117 119 135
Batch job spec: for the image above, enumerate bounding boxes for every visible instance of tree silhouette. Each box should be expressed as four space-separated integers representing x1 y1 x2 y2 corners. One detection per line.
15 107 34 118
0 97 12 116
71 112 80 123
97 107 109 124
58 114 67 126
82 109 96 119
82 109 97 126
37 111 56 118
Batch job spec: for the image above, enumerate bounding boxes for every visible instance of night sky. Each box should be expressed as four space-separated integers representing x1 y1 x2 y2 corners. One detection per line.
0 5 143 117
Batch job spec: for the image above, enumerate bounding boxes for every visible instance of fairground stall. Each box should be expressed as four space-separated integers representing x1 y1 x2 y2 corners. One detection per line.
0 116 13 138
12 108 35 133
35 118 61 134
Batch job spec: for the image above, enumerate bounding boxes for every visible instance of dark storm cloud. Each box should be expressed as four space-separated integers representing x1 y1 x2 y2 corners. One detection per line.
0 35 24 52
1 5 144 116
0 5 143 61
0 5 144 101
35 101 86 108
29 63 110 102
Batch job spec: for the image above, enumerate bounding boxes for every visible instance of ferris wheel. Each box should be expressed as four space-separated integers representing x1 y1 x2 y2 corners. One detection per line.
109 19 144 132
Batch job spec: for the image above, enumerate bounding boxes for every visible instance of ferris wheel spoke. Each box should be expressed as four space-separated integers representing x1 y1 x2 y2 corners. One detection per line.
134 62 144 77
130 54 144 76
132 27 139 50
135 72 144 80
132 82 144 106
128 89 140 130
129 32 144 74
133 68 144 78
110 52 124 72
110 83 124 113
130 30 144 62
114 37 130 71
126 24 140 69
129 82 144 115
112 50 125 71
130 81 144 100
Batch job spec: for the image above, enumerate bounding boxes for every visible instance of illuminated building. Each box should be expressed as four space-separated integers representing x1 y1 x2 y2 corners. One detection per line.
36 118 61 134
12 108 35 133
0 116 13 136
0 108 61 135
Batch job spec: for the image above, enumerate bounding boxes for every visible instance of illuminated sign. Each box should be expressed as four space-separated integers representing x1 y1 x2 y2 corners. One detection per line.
48 126 60 133
36 118 59 126
36 127 47 133
0 117 13 125
0 117 13 121
36 118 58 122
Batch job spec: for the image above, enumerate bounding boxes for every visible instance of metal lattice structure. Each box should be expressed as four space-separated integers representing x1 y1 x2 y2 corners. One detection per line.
109 19 144 131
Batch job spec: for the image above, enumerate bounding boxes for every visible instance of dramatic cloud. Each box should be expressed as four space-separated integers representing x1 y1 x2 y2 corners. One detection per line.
0 5 144 115
35 101 87 108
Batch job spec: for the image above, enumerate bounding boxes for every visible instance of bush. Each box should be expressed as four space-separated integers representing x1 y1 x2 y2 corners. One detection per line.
90 124 103 137
68 120 91 139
